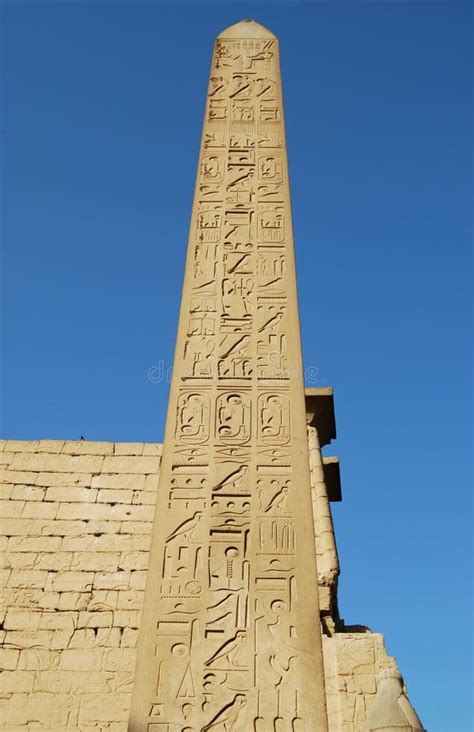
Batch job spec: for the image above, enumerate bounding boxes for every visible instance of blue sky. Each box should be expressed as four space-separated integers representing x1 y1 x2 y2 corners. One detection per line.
2 0 472 729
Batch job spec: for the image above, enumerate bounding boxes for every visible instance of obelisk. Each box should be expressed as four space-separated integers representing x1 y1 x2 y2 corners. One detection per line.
129 20 328 731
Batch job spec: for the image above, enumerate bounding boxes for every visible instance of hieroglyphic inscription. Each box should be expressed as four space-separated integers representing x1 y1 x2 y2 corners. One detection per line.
129 21 328 732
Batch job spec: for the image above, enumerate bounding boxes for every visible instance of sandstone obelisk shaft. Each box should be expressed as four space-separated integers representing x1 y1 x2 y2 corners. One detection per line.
129 20 328 731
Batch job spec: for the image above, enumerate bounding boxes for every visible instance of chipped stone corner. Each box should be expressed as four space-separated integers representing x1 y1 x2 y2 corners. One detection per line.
322 628 425 732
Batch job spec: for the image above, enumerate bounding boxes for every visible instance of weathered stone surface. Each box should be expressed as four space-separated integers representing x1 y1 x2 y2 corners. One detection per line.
0 18 424 729
10 453 104 473
0 437 162 728
62 440 115 455
101 456 160 474
114 442 145 456
45 485 98 502
91 473 146 490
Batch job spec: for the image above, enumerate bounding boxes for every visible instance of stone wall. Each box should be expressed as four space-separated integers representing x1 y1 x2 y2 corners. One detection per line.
0 439 161 731
324 630 388 730
0 439 421 731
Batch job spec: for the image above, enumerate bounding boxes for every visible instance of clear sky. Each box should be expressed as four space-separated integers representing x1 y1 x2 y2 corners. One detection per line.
2 0 472 729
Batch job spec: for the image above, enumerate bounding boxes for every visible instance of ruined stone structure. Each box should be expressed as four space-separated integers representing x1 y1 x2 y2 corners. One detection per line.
0 19 425 732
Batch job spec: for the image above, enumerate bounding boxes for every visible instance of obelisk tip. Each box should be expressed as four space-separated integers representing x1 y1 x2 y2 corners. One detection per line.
217 19 277 40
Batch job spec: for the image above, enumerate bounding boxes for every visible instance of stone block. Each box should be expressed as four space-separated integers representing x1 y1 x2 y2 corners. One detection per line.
51 629 76 649
93 571 131 590
130 534 153 551
0 695 29 727
37 591 61 609
114 442 144 456
37 440 65 453
111 504 154 522
111 610 141 628
62 533 132 551
5 552 37 568
87 590 118 610
83 520 122 534
35 519 88 535
33 669 76 694
0 482 13 499
132 489 156 505
4 609 42 630
121 627 139 647
39 611 78 630
78 692 131 723
0 468 38 484
62 440 114 455
45 485 98 502
345 673 377 694
9 452 104 473
36 471 92 487
36 551 74 570
0 670 35 693
130 570 147 590
109 671 136 693
57 502 112 520
59 648 105 670
20 692 77 727
97 488 134 504
51 571 94 592
44 669 106 694
77 610 114 628
118 551 149 571
22 501 58 519
337 635 375 675
5 440 39 452
18 648 59 670
0 450 14 463
4 629 53 648
58 591 92 611
1 518 37 536
10 484 45 500
91 473 146 490
119 521 153 535
69 627 121 648
8 536 62 552
142 443 162 456
0 499 25 517
0 648 20 669
4 589 60 610
0 568 12 585
116 591 144 610
7 569 48 589
102 456 160 474
61 535 98 551
103 648 136 672
71 552 121 572
144 474 160 491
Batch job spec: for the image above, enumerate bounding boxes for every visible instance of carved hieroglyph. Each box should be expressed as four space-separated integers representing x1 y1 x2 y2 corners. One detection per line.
128 20 328 731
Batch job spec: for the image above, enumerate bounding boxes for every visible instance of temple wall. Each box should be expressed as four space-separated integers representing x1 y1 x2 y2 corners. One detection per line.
323 631 388 730
0 439 160 731
0 439 415 731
